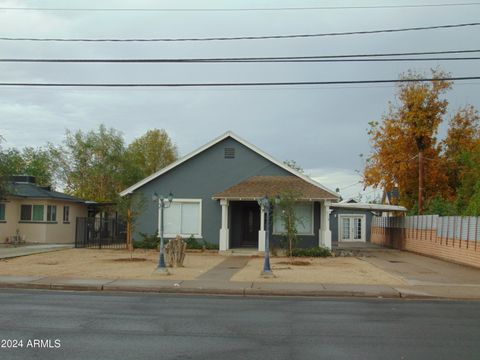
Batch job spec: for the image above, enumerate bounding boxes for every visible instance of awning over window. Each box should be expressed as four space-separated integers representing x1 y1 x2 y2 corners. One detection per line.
212 176 338 201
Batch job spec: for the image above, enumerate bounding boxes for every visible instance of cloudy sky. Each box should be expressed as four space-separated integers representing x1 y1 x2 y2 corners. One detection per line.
0 0 479 199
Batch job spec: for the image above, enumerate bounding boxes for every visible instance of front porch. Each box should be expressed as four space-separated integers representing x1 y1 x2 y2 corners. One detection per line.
213 176 337 252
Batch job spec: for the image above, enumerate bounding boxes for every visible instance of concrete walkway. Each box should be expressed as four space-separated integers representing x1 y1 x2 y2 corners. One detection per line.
196 256 251 281
0 244 73 259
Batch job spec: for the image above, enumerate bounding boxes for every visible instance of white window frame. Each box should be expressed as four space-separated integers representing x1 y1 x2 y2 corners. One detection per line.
338 214 366 242
273 202 314 236
159 198 203 238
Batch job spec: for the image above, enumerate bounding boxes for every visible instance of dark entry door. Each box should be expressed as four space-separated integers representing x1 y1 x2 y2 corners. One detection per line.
240 203 260 247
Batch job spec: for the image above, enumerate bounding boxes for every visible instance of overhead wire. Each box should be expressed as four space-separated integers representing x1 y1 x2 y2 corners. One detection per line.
1 3 479 11
0 76 479 88
0 22 478 42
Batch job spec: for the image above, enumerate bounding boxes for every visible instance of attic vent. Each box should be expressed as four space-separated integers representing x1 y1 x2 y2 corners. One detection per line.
224 147 235 159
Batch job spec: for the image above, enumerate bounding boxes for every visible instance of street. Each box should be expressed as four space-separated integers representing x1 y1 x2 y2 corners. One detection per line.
0 289 479 360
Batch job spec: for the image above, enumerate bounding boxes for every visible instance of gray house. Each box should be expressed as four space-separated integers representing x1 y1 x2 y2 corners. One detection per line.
120 131 339 251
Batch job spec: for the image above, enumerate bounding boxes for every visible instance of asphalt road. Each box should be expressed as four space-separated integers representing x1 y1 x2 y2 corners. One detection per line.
0 290 479 360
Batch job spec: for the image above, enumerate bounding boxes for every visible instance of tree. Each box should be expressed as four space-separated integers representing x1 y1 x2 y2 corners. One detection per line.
115 193 147 252
283 160 304 173
274 189 303 259
441 105 480 210
57 125 127 202
364 69 453 212
126 129 178 183
0 146 59 187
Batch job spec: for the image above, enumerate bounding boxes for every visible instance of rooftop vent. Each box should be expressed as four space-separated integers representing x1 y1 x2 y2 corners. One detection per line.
224 147 235 159
11 175 36 184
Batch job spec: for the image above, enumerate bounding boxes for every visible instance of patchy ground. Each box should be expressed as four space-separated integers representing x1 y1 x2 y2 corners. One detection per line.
0 249 224 280
230 257 408 285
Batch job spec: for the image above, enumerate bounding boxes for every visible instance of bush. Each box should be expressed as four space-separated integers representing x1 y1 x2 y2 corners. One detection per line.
134 231 159 249
185 235 218 250
291 247 331 257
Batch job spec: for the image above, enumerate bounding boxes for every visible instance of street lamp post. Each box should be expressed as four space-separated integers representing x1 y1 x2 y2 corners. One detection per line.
152 192 173 274
258 195 275 277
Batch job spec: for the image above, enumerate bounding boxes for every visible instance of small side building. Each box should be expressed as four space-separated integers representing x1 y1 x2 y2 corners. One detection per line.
0 176 88 244
329 202 406 247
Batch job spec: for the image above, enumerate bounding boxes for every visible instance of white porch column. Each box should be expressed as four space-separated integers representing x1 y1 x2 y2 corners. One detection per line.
258 205 266 252
219 199 230 251
320 200 332 249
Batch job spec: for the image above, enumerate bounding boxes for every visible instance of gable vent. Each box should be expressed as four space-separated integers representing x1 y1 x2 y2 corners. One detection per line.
224 147 235 159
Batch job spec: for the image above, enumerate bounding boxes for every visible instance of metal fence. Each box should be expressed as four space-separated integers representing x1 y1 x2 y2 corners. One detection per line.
75 217 127 249
372 215 480 244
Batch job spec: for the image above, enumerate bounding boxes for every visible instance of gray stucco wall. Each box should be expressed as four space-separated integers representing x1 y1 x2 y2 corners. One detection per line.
131 136 292 245
329 208 375 244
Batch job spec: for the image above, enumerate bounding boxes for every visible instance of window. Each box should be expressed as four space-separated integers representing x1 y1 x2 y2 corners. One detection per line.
47 205 57 222
20 204 44 221
63 206 70 222
162 199 202 237
0 203 5 221
273 203 314 235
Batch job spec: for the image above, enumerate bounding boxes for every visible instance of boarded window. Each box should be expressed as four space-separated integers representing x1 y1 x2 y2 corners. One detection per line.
162 200 202 237
273 203 314 235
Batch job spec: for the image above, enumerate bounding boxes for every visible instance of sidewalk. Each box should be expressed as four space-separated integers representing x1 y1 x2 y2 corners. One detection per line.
0 244 73 259
1 274 480 300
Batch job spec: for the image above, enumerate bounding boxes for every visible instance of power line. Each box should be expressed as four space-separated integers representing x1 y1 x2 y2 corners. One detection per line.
1 56 479 63
0 77 478 88
1 22 478 42
2 49 478 62
1 3 479 12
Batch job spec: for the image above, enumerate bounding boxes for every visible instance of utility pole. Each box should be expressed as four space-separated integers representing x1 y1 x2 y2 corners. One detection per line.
418 150 425 215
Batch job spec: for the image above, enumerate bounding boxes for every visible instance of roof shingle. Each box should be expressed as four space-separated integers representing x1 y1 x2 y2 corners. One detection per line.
213 176 338 201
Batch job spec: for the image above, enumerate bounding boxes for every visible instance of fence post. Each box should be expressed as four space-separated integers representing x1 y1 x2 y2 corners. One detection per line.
459 217 463 249
446 216 450 246
476 217 478 251
467 216 470 249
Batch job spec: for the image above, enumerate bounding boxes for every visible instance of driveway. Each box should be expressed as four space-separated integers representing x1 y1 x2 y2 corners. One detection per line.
357 247 480 286
0 244 73 260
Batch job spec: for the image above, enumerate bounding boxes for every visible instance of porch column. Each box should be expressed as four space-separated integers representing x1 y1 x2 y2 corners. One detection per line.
319 200 332 249
258 205 266 252
219 199 230 251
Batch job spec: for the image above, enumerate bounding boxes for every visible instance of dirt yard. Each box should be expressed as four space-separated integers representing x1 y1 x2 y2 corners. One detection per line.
230 256 408 285
0 249 224 280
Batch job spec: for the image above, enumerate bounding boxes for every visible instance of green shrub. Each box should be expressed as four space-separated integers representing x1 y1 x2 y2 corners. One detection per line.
185 235 203 249
185 235 218 250
134 231 159 249
291 247 331 257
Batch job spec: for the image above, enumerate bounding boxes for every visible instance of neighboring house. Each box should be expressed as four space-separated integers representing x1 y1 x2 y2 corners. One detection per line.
330 202 407 246
0 176 88 244
120 131 340 250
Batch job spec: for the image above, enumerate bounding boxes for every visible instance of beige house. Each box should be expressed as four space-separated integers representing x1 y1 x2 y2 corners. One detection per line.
0 176 87 244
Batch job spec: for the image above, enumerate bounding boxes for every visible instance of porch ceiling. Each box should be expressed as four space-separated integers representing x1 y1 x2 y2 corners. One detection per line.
212 176 338 201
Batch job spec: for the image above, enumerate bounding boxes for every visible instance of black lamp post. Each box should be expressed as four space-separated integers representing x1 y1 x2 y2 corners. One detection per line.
152 191 173 273
258 195 278 276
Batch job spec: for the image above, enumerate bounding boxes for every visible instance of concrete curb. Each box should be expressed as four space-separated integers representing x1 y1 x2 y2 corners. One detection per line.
0 276 478 300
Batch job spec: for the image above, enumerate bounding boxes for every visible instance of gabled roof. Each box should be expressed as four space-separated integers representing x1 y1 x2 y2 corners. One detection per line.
213 176 338 201
7 182 86 203
120 131 339 199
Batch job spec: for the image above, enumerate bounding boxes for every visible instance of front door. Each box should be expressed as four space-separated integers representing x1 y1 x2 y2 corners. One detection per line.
340 215 365 242
241 203 260 247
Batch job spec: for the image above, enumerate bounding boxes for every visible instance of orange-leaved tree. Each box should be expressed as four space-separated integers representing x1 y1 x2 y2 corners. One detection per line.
363 69 452 212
